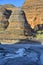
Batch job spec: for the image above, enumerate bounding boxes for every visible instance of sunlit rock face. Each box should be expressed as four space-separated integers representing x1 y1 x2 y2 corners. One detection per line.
6 7 31 35
23 0 43 7
2 4 15 8
0 4 30 42
0 4 29 34
23 0 43 29
7 8 25 34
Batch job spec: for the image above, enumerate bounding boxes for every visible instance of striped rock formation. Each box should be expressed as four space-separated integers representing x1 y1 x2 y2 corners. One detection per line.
0 5 31 43
6 8 25 34
23 0 43 30
0 7 9 31
6 8 31 35
0 4 15 31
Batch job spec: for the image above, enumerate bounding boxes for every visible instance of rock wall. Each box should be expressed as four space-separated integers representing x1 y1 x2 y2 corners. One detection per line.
0 5 28 42
6 8 25 35
0 2 43 43
23 0 43 29
0 7 9 31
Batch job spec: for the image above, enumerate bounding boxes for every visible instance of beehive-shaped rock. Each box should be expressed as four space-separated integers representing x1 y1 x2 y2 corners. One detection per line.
6 8 27 35
23 0 43 29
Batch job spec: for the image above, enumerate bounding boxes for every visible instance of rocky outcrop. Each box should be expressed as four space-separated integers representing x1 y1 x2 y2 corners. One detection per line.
23 0 43 29
0 4 15 9
0 2 43 43
0 4 15 31
0 4 29 34
0 7 9 31
0 4 30 42
7 8 30 35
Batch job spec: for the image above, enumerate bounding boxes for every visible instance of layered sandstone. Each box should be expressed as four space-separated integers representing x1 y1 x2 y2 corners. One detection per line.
0 5 28 43
23 0 43 29
0 7 9 31
6 8 25 35
0 2 43 43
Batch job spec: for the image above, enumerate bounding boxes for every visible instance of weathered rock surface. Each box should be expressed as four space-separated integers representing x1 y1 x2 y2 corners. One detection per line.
0 2 43 43
0 5 28 33
23 0 43 29
0 7 9 31
7 8 31 35
7 8 25 34
0 4 29 42
2 4 15 8
0 4 15 31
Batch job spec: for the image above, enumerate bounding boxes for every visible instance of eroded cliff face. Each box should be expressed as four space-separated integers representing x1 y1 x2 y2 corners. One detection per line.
0 5 28 43
0 4 15 31
23 0 43 29
0 3 43 43
0 7 9 31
